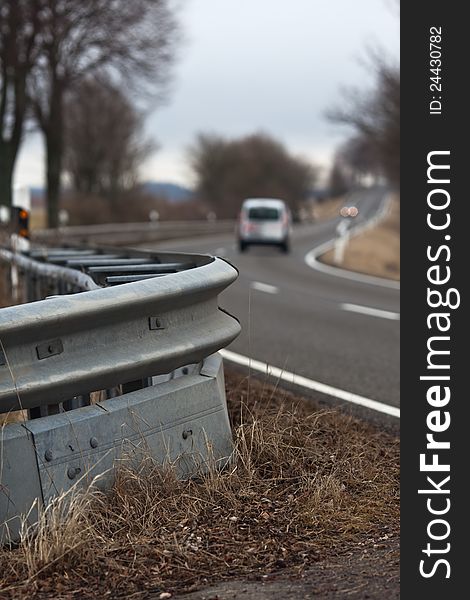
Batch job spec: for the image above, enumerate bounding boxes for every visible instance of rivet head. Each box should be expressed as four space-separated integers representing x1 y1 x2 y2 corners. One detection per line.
67 466 81 480
44 449 53 462
90 437 98 448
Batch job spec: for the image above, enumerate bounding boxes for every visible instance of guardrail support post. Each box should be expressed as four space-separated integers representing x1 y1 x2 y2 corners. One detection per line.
63 394 91 412
122 377 152 394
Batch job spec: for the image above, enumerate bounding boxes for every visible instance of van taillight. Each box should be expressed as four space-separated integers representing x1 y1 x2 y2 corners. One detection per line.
240 216 255 233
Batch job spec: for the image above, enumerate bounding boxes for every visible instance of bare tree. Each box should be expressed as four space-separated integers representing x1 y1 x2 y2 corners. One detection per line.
327 53 400 187
0 0 42 208
328 160 350 198
189 132 316 219
328 134 383 197
65 77 154 204
337 135 382 186
30 0 180 227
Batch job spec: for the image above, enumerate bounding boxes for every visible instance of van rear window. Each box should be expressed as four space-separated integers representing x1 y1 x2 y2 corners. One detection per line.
248 207 280 220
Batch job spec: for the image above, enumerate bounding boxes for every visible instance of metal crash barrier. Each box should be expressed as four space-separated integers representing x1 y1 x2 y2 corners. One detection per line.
0 246 240 542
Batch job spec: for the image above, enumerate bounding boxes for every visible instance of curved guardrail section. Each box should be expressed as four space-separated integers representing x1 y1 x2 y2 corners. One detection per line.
0 246 240 542
0 256 239 412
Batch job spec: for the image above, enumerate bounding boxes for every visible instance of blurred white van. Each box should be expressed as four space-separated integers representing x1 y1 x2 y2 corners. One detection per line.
238 198 291 253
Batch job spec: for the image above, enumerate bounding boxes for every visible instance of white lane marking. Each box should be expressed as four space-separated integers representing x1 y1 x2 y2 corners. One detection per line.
341 303 400 321
304 195 400 290
220 349 400 419
305 244 400 289
250 281 279 294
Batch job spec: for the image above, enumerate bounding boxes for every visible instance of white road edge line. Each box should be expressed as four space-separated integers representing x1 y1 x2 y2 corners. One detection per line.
220 349 400 419
341 303 400 321
304 195 400 290
250 281 279 294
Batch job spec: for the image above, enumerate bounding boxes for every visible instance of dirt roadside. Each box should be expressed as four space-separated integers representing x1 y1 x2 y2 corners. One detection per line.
170 538 399 600
160 370 400 600
0 369 399 599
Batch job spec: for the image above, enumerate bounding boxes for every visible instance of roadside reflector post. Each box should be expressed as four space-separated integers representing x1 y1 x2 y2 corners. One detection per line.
334 219 349 264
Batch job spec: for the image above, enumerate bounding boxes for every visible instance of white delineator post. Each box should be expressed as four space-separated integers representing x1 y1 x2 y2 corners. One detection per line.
334 219 349 264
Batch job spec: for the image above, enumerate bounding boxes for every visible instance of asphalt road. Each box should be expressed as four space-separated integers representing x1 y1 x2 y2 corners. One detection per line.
137 188 399 420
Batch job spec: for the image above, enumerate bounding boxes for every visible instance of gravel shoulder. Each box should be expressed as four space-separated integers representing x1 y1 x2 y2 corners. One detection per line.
172 537 399 600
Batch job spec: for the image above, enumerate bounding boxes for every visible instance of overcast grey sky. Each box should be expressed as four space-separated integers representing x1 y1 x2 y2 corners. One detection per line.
13 0 399 190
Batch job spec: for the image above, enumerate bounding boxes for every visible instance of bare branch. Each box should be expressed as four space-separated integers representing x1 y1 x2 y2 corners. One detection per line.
65 77 155 200
327 52 400 186
28 0 181 226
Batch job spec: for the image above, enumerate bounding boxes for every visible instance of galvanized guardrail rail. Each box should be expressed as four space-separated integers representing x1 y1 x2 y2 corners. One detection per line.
33 219 237 246
0 245 240 542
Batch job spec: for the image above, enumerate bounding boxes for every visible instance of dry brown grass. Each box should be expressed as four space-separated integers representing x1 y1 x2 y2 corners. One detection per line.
0 411 27 426
0 371 399 599
322 195 400 280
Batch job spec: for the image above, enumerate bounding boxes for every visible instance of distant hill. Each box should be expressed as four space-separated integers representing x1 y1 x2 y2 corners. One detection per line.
142 181 194 203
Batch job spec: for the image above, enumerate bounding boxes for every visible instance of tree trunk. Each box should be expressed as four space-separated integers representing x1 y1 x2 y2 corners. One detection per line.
45 83 64 229
46 134 62 228
0 147 15 208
